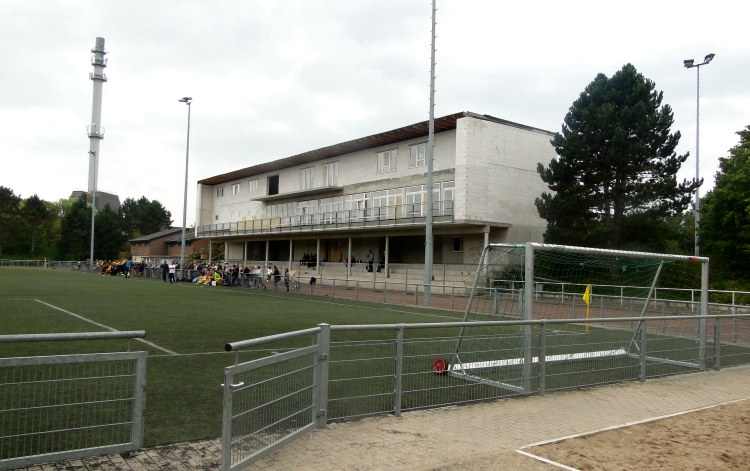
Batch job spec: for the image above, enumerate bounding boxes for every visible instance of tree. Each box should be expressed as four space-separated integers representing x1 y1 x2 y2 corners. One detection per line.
700 126 750 277
58 196 91 260
535 64 699 249
118 197 173 237
21 194 52 254
95 204 128 260
0 186 22 256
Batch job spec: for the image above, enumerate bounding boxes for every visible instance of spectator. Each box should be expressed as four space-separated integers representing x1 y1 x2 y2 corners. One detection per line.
273 266 281 291
168 262 176 284
284 268 290 292
367 250 374 272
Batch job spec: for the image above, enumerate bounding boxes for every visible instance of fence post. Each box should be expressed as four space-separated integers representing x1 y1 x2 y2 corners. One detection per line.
600 295 604 318
415 284 419 305
221 368 235 470
394 325 404 416
662 301 667 333
572 296 576 319
355 281 359 300
538 322 546 396
714 318 721 371
639 321 647 382
451 287 455 310
383 282 387 303
314 323 331 428
732 293 738 342
332 279 335 298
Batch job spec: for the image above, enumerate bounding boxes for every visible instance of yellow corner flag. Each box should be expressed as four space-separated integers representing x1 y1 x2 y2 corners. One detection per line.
582 285 592 333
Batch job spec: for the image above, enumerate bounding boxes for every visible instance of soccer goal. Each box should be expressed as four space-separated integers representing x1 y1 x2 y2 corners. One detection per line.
447 243 709 393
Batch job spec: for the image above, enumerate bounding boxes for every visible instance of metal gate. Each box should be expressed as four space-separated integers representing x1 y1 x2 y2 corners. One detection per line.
0 348 147 469
221 326 329 471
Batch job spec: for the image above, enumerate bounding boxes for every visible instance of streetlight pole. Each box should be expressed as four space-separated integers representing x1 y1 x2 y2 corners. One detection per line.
423 0 437 307
683 53 714 257
178 97 192 271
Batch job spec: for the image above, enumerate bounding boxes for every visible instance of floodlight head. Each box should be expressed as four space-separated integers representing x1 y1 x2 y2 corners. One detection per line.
704 53 715 63
684 59 695 68
179 97 192 103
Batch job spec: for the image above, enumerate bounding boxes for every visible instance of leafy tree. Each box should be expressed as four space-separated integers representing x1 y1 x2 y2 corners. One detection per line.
700 126 750 276
118 197 173 237
536 63 699 249
95 204 128 260
58 196 91 260
0 186 22 256
21 194 52 254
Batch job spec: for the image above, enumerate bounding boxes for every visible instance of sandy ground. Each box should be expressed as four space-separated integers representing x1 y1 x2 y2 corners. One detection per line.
531 399 750 470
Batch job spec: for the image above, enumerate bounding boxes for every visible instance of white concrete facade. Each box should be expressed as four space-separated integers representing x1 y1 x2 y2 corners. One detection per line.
195 112 555 266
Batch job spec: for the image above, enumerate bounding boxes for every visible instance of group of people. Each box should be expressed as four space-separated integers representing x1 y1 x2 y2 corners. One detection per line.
299 253 318 268
190 263 293 291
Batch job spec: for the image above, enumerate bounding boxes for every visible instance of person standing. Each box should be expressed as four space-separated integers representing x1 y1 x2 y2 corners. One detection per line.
168 262 176 284
273 266 281 291
284 268 290 292
161 260 168 283
124 259 132 279
367 250 374 272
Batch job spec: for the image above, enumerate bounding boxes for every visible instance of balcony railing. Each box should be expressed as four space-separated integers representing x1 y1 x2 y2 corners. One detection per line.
198 201 454 238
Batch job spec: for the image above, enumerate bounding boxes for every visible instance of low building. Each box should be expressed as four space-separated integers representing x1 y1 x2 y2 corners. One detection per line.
193 111 556 285
129 228 184 262
164 232 210 258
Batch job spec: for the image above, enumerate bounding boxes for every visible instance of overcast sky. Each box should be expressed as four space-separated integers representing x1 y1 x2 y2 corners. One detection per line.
2 0 748 227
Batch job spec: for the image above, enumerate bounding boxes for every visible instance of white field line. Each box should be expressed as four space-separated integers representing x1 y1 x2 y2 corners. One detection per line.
515 397 750 470
34 299 177 355
124 274 465 321
449 349 627 372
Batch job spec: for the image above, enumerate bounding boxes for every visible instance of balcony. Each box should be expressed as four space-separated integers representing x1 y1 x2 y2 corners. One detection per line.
197 201 455 238
86 125 105 138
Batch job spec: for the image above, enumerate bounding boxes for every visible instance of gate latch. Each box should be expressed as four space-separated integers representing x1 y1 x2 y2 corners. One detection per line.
220 382 245 389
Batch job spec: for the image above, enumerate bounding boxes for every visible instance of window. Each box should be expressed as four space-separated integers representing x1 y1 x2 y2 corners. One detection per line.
322 162 338 186
405 185 425 216
248 179 258 192
216 187 224 198
267 175 279 195
409 143 426 168
215 215 219 220
300 167 314 190
452 237 463 253
442 181 455 215
231 183 241 195
377 149 397 174
230 212 234 219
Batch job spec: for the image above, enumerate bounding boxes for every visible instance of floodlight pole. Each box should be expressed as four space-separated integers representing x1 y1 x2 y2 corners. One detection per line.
87 37 107 271
684 53 714 257
423 0 437 306
178 97 192 271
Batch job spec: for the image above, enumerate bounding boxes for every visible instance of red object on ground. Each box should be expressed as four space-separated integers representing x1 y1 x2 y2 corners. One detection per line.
433 357 447 374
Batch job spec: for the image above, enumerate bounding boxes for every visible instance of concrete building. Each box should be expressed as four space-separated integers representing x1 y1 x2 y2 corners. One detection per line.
194 112 555 285
70 191 121 212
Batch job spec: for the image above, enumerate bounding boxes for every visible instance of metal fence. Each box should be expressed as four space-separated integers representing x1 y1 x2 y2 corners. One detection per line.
0 260 84 269
0 332 147 470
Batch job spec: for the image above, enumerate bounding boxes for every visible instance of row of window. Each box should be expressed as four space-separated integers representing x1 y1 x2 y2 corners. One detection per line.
216 143 429 198
223 181 455 222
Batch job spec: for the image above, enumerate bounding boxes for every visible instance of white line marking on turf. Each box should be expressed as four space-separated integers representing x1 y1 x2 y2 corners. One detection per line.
515 397 750 470
34 299 178 355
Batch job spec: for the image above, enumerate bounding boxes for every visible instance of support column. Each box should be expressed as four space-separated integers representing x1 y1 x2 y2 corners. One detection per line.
347 237 352 278
243 241 248 266
289 239 293 271
316 238 321 275
483 226 489 249
264 240 269 268
208 239 212 264
385 236 390 278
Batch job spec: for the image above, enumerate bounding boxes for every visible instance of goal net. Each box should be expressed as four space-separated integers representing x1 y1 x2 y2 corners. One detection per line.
447 243 708 393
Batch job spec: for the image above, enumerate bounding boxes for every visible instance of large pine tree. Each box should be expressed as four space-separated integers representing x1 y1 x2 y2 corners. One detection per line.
536 64 698 249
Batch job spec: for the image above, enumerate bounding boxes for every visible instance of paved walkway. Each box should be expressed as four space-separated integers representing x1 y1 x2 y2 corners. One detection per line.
13 365 750 471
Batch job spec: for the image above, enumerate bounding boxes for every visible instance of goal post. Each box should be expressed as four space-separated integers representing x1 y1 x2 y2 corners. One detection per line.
450 242 709 393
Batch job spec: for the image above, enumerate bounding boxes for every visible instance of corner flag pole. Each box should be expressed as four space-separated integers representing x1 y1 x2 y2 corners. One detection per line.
582 285 592 334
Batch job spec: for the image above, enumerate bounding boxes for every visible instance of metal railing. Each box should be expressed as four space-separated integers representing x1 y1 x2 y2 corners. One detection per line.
0 331 147 470
222 313 750 468
0 260 84 268
197 201 455 237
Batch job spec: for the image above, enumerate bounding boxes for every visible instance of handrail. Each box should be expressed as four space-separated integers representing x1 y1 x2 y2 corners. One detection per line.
0 330 146 343
227 313 750 347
